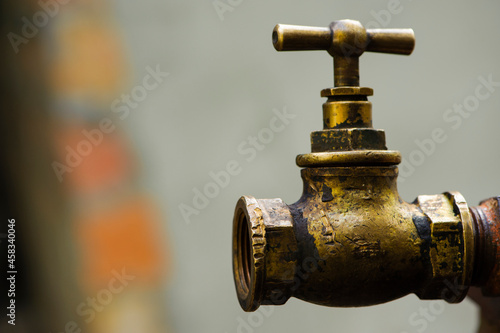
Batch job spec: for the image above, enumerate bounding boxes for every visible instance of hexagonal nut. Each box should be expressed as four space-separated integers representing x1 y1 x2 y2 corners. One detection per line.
417 192 473 302
233 196 297 311
311 128 387 152
321 87 374 97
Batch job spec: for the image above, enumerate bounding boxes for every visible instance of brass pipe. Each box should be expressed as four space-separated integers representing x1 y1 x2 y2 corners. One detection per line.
233 184 500 311
232 19 500 312
233 170 486 311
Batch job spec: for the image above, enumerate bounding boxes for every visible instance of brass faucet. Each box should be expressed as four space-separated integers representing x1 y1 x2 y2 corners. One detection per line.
232 20 500 312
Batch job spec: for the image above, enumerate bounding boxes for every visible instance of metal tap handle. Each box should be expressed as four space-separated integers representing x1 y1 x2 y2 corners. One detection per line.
272 20 415 86
365 29 415 55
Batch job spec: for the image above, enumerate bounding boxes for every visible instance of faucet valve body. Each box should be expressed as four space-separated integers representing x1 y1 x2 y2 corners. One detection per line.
232 19 500 312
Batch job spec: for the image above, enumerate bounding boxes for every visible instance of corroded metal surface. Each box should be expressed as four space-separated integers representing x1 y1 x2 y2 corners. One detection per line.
232 19 500 313
310 128 387 152
471 197 500 296
233 167 478 311
296 150 401 167
416 192 474 302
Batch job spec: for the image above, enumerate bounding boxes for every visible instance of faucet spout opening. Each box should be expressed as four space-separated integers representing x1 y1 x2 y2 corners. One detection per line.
235 213 252 297
232 196 298 311
232 198 263 312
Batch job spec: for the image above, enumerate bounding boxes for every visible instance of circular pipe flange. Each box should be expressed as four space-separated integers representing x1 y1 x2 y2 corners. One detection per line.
447 191 475 300
321 87 373 97
296 150 401 167
232 196 266 312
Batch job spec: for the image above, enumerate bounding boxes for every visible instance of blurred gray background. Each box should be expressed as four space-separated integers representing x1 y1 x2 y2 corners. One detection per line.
114 0 500 332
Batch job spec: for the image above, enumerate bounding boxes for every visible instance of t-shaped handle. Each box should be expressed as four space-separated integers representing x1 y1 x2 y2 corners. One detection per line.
273 20 415 87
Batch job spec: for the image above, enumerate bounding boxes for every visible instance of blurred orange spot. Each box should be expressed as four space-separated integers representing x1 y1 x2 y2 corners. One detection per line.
54 125 133 195
76 197 168 292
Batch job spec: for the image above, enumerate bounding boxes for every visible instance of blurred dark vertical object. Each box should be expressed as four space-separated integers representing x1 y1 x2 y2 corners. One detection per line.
1 1 172 332
0 1 84 332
